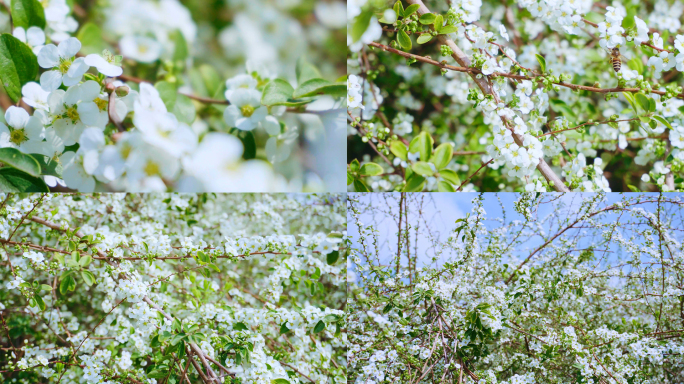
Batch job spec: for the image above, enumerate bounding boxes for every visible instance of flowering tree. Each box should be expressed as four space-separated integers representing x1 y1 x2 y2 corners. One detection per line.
347 0 684 192
348 192 684 383
0 0 346 192
0 193 347 384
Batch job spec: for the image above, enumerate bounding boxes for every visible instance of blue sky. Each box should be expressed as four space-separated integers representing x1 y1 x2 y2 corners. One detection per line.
348 193 684 280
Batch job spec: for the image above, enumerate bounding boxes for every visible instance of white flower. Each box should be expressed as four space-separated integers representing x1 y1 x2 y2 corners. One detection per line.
22 82 50 111
84 50 123 77
0 106 45 154
265 127 298 163
634 17 650 45
223 89 267 131
6 276 25 290
48 81 104 146
641 173 651 182
224 74 258 100
37 37 89 92
186 133 275 191
120 35 162 63
133 109 197 158
499 24 509 41
481 58 497 75
13 26 45 55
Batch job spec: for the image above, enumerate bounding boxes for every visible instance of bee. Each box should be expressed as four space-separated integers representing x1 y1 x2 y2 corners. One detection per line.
607 47 628 73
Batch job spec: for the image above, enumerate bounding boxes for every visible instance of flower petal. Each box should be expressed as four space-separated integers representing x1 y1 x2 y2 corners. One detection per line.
58 37 81 59
37 44 59 68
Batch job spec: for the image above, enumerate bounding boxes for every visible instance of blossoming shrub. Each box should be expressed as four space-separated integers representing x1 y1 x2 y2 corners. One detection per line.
348 192 684 383
0 0 346 192
0 193 347 384
347 0 684 192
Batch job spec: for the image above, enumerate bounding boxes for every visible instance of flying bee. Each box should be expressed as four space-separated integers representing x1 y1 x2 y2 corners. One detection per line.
607 47 628 73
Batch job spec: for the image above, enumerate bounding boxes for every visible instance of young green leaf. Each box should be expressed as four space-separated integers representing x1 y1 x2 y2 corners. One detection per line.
417 34 433 44
81 271 95 286
411 161 435 176
433 14 443 33
439 169 460 185
431 143 453 169
437 180 455 192
353 178 370 192
403 4 420 17
261 79 295 106
409 131 433 162
653 115 672 130
292 79 346 99
535 54 547 73
403 174 425 192
390 141 408 160
351 10 372 42
419 13 436 25
154 81 177 111
397 30 412 51
359 163 383 176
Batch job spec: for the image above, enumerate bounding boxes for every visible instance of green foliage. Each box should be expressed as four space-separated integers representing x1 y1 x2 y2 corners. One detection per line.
0 33 39 102
10 0 46 29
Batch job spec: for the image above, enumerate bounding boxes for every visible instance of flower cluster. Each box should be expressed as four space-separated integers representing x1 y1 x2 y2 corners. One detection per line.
349 192 684 383
0 193 347 384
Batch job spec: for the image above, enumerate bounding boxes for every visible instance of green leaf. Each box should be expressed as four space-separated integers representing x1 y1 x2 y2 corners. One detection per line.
295 56 321 84
292 79 346 99
347 172 353 185
417 34 433 44
397 30 412 51
627 184 640 192
79 255 92 267
154 81 177 112
649 98 656 113
349 159 360 172
271 380 290 384
549 99 575 118
233 130 256 160
0 33 39 102
234 322 249 331
81 271 95 286
623 92 639 115
439 169 460 185
635 93 650 112
173 94 196 124
59 274 75 294
409 131 433 162
40 284 52 291
439 25 459 34
431 143 453 169
170 30 188 62
197 251 209 263
639 115 651 124
535 54 547 73
29 154 62 178
313 320 325 334
403 4 420 17
411 161 434 176
10 0 46 29
76 23 107 55
261 79 295 107
353 178 370 192
653 115 673 130
419 13 436 25
359 162 383 176
351 10 372 42
393 1 404 18
403 174 425 192
327 250 340 265
279 323 290 335
0 168 48 192
627 57 643 74
34 295 46 311
434 14 443 33
0 148 41 176
437 181 455 192
390 141 408 160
